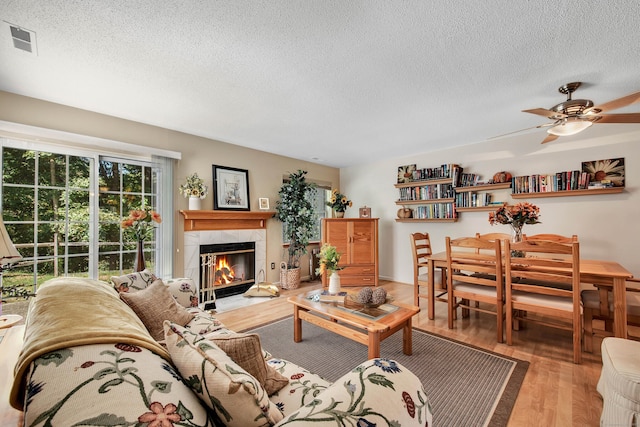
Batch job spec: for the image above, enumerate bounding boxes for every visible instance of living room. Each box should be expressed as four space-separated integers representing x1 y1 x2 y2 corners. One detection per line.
2 2 640 426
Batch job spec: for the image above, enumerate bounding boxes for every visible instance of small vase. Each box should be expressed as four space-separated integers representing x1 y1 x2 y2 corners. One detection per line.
189 196 202 210
510 223 525 257
134 239 146 272
335 211 345 218
328 271 341 294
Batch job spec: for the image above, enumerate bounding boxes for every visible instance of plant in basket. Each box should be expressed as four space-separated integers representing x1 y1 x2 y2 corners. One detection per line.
275 170 317 288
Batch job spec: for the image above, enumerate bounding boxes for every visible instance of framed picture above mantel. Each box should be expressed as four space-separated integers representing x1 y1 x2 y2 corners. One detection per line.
212 165 250 211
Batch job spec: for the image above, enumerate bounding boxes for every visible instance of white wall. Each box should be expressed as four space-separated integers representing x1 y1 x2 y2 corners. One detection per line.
341 125 640 282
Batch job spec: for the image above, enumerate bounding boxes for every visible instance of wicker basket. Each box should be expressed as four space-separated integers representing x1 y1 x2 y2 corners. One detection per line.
280 262 301 290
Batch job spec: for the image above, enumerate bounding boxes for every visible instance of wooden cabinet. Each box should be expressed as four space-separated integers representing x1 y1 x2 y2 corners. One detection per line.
321 218 379 287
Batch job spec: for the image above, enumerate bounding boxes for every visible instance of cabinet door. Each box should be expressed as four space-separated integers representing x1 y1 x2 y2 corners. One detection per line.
350 220 375 265
323 220 351 264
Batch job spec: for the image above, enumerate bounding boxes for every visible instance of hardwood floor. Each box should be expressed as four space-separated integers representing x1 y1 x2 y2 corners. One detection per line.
216 280 605 427
0 280 605 426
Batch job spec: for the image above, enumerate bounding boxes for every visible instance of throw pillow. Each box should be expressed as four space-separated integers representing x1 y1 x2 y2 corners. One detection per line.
111 269 157 293
164 277 199 308
210 333 289 396
164 322 284 427
120 280 194 341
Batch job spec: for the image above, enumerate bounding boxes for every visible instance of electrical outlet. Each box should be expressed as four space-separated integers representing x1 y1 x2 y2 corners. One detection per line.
271 262 275 270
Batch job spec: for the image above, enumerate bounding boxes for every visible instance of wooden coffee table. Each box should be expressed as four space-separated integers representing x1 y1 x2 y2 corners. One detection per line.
287 292 420 359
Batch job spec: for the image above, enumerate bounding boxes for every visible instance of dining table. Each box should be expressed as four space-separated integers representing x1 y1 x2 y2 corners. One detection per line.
422 251 634 338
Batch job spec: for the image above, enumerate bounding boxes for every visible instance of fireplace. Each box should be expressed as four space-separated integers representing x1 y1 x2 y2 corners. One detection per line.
200 242 256 302
180 210 272 311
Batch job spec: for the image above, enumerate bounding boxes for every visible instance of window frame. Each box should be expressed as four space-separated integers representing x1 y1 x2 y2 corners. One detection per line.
0 133 175 289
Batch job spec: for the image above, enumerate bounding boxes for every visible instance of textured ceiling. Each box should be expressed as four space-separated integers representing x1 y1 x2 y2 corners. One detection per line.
1 1 640 167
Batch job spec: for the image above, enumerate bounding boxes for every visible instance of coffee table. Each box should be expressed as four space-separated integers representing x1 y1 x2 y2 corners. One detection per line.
287 292 420 359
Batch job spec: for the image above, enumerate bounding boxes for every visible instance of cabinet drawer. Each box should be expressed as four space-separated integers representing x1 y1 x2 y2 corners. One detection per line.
341 265 376 275
340 275 377 286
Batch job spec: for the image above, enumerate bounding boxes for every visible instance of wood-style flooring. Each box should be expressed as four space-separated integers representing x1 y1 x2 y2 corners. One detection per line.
0 280 606 426
216 280 606 427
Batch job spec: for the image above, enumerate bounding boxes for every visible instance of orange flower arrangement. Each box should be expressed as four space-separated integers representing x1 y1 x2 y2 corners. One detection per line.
121 206 162 241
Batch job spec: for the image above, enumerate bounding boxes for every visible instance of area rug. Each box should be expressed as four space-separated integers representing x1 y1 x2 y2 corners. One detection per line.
245 317 528 427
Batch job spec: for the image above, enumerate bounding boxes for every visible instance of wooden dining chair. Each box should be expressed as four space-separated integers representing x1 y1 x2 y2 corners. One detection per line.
523 233 578 243
504 239 582 363
582 278 640 352
445 236 504 343
410 232 445 307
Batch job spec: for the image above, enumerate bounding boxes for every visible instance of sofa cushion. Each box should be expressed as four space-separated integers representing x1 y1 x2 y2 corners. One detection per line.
120 280 194 341
164 322 284 427
21 343 215 427
210 333 289 396
165 277 199 308
111 269 157 293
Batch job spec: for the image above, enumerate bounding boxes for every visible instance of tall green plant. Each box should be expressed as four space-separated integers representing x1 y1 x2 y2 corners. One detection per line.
275 170 317 268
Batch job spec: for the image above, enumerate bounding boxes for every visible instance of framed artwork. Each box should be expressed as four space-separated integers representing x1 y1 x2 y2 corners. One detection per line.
397 164 416 183
212 165 250 210
581 158 625 187
258 197 270 210
359 206 371 218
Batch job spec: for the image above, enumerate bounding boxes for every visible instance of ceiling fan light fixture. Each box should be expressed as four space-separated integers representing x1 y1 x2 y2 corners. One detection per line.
547 118 593 136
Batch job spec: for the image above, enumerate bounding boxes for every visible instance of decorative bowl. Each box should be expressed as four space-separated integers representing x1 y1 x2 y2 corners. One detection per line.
347 293 393 309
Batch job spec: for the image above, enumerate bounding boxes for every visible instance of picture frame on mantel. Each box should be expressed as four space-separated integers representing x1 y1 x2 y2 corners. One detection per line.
212 165 250 210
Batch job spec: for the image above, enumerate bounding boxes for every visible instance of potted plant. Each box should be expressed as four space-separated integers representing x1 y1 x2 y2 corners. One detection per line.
326 188 352 217
179 172 208 210
275 170 317 289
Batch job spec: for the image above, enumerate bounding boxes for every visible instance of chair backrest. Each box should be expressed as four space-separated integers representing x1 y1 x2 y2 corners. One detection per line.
523 233 578 243
505 239 580 300
411 232 433 278
476 232 511 242
411 232 432 263
446 236 503 292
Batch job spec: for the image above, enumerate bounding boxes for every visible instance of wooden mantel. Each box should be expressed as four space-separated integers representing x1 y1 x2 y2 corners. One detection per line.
180 210 275 231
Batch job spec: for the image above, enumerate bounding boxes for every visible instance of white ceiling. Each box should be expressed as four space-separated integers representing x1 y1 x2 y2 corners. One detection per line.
1 1 640 168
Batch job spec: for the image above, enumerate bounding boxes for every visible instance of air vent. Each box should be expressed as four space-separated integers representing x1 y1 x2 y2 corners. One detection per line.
3 22 37 55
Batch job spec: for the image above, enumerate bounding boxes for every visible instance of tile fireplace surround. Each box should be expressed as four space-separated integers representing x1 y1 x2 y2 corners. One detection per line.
179 211 274 291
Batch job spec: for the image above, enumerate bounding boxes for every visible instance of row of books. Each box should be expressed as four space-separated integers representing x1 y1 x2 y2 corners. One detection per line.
511 171 591 194
455 192 495 208
397 183 454 201
453 170 482 188
411 164 460 181
411 203 457 220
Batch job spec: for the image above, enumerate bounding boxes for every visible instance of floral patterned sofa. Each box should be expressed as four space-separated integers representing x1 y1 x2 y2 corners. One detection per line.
10 273 433 427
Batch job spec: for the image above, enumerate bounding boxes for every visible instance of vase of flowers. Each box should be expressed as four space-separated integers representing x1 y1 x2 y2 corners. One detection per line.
489 202 541 256
327 189 352 217
316 243 343 294
179 173 208 210
121 207 162 271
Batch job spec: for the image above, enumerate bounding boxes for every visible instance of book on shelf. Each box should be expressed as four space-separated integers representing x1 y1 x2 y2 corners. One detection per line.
512 170 592 194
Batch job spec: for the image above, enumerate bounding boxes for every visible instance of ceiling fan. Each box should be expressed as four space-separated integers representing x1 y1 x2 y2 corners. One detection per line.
499 82 640 143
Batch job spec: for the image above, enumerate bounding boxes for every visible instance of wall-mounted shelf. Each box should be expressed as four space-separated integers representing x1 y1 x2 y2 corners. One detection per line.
456 205 503 212
394 177 452 188
395 218 458 223
511 187 623 199
396 198 455 205
454 182 511 193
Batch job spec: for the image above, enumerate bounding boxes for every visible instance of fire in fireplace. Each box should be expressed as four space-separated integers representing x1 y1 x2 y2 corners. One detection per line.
200 242 256 302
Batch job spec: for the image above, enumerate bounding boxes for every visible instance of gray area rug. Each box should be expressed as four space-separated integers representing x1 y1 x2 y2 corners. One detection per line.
246 317 528 427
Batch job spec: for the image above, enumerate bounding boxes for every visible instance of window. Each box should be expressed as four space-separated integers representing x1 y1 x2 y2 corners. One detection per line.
0 137 172 293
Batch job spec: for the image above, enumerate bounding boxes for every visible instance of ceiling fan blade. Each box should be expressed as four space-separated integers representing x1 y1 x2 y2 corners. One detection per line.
523 108 566 119
541 134 559 144
487 122 557 140
592 113 640 123
588 91 640 113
